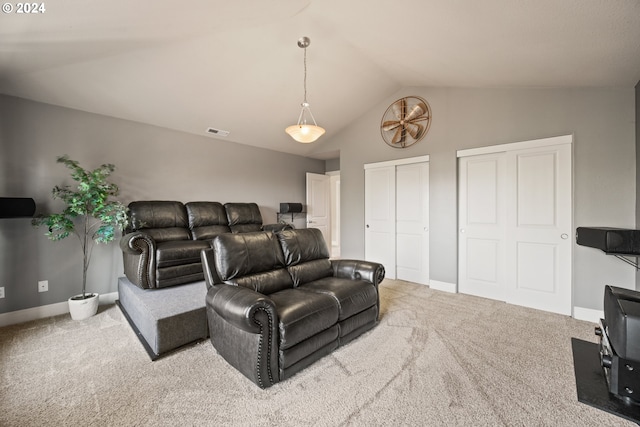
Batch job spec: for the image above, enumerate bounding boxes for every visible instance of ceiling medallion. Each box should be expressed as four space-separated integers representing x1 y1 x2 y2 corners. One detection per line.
380 96 431 148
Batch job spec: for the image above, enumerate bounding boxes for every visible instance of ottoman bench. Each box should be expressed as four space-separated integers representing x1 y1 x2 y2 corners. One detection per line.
117 276 208 359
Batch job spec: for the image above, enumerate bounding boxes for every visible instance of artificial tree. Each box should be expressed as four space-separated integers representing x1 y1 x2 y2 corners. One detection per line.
32 155 128 300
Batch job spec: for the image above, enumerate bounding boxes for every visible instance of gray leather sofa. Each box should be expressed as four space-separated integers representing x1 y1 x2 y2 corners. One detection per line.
120 201 287 290
201 228 385 388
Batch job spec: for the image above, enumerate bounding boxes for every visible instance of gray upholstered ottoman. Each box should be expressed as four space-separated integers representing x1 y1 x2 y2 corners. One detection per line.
117 277 208 360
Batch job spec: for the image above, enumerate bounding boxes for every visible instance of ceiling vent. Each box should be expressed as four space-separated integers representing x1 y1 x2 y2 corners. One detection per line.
206 127 230 137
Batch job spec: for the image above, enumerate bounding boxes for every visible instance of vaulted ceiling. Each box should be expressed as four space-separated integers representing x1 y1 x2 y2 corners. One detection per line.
2 0 639 159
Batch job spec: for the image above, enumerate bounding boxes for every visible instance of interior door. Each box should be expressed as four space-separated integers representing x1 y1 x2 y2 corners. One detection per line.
505 144 572 315
306 173 331 246
396 162 429 285
458 153 507 300
365 166 396 279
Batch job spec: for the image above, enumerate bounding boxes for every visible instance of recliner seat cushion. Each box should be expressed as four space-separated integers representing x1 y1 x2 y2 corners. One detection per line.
156 240 211 268
300 277 378 321
269 288 339 350
145 227 191 243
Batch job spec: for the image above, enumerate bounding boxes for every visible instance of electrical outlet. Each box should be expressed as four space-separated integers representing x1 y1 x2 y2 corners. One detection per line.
38 280 48 293
0 287 4 298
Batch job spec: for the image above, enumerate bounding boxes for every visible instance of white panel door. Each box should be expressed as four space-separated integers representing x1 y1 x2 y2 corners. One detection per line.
396 162 429 285
365 166 396 279
458 154 507 300
505 144 572 315
306 173 331 246
458 138 572 316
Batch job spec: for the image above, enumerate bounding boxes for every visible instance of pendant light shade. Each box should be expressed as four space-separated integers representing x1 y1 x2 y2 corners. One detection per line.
285 37 325 143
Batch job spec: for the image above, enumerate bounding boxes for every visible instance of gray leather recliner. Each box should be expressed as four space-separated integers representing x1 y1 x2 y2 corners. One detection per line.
201 228 385 388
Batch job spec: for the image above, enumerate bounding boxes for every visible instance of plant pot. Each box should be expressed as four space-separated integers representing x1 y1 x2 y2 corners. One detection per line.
68 293 99 320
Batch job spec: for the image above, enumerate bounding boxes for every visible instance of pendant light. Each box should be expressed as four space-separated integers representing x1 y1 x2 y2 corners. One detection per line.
285 37 325 143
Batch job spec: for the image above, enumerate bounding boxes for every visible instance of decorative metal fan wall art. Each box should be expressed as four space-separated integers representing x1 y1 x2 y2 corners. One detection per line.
380 96 431 148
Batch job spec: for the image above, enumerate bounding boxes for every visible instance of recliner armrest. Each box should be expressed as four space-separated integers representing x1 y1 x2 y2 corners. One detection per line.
120 231 158 289
207 284 277 334
331 259 385 286
120 231 156 255
200 248 222 290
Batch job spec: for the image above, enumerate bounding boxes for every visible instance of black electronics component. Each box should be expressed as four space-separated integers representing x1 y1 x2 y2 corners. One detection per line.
0 197 36 218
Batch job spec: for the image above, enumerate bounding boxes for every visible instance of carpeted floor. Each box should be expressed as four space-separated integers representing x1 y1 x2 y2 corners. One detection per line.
0 279 634 426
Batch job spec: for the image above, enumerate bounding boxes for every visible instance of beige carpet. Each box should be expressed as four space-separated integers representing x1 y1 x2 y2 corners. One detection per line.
0 280 634 426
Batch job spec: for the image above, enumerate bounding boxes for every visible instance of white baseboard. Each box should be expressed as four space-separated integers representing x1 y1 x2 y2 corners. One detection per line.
429 280 457 293
0 291 118 328
573 306 603 324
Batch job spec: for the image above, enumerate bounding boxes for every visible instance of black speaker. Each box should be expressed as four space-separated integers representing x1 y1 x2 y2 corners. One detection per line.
0 197 36 218
576 227 640 256
279 203 303 214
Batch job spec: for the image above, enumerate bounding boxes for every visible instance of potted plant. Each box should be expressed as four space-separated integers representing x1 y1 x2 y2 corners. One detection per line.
32 155 128 320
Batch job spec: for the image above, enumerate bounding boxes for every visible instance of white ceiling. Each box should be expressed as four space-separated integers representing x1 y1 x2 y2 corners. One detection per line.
2 0 639 159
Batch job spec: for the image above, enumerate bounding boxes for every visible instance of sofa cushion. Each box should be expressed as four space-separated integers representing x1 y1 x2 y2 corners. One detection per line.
145 227 191 243
277 228 330 265
269 288 339 350
156 240 211 268
228 270 294 295
127 201 190 242
300 277 378 321
185 202 231 240
225 203 263 233
287 259 333 287
213 231 293 294
277 228 332 285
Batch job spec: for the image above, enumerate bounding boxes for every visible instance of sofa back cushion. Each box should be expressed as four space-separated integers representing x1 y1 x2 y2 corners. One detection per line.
213 231 293 294
277 228 332 286
185 201 231 240
127 201 190 242
224 203 263 233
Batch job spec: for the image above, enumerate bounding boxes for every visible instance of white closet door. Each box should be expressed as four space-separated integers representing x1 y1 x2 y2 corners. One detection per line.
458 153 507 300
505 144 572 315
396 162 430 284
458 137 572 315
365 166 396 279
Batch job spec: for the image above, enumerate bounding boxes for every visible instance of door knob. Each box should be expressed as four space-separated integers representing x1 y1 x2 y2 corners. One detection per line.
561 233 568 240
366 224 370 228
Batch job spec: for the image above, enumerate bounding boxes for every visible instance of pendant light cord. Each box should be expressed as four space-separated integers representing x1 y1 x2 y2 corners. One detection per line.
303 46 308 104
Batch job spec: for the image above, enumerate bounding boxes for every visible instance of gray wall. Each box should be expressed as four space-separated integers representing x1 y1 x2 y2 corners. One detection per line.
312 86 636 312
0 95 325 314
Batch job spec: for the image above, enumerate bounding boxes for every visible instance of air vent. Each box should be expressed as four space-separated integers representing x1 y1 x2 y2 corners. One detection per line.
206 127 230 137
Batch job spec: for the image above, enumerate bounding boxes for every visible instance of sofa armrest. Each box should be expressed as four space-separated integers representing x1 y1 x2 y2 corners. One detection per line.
331 259 385 286
120 231 156 253
206 284 279 388
207 285 277 334
200 248 222 290
119 232 157 289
